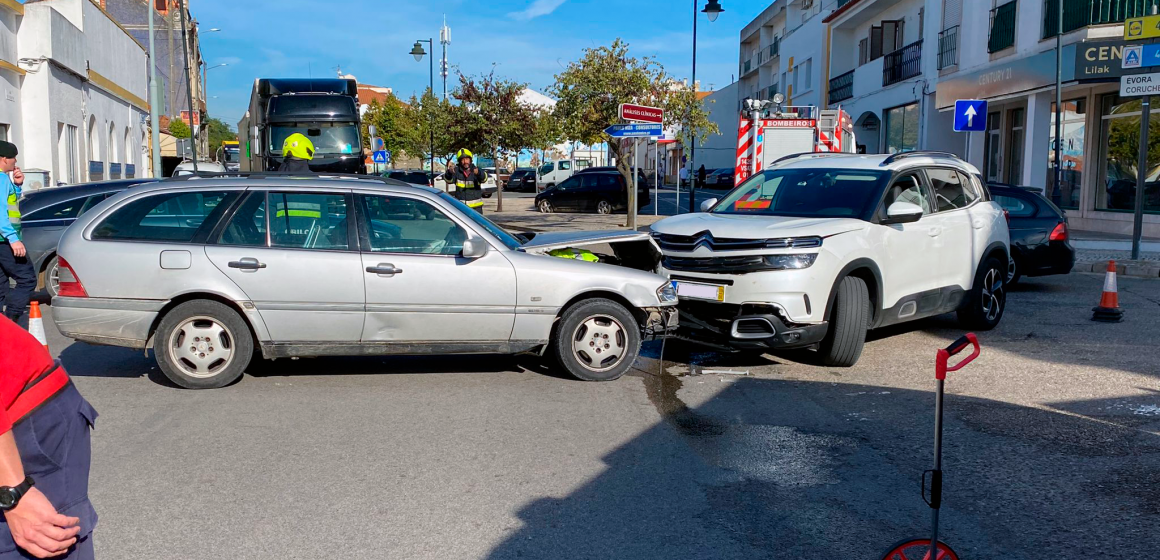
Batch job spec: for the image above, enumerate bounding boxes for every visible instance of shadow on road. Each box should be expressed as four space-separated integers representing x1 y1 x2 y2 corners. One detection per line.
483 373 1160 559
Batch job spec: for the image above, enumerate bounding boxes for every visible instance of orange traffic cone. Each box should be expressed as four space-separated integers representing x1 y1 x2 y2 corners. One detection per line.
1092 261 1124 323
28 302 49 352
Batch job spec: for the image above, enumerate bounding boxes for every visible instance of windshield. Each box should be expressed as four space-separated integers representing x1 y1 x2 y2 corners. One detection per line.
438 192 522 250
223 148 240 164
269 123 359 156
713 168 890 219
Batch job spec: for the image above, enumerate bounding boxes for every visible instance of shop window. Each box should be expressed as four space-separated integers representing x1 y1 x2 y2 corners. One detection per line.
883 103 919 154
985 112 1002 182
1096 94 1160 214
1047 98 1085 210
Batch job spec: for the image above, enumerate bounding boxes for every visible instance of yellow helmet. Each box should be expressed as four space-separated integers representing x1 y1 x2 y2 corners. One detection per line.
456 148 473 161
282 133 315 160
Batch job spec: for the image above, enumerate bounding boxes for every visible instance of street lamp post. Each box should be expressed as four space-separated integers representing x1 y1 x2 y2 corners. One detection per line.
203 62 228 159
411 39 436 176
688 0 723 213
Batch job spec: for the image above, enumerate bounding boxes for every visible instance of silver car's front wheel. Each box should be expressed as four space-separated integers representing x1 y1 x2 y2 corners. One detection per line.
571 314 627 373
552 298 641 382
155 300 253 389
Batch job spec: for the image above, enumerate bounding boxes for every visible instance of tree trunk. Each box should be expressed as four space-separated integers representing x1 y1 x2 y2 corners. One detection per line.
611 140 637 229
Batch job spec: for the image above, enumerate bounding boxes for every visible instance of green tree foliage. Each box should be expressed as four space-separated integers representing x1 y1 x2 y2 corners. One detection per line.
405 90 460 167
206 117 235 157
361 94 416 168
168 118 191 140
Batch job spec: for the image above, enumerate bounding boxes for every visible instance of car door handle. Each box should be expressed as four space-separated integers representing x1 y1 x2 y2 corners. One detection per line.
366 264 403 276
228 257 266 270
927 226 942 237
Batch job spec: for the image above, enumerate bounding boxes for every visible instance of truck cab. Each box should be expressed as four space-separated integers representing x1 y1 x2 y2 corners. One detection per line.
536 157 593 191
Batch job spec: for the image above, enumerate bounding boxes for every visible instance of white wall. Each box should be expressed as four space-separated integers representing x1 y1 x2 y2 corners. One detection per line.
698 82 740 170
0 8 21 150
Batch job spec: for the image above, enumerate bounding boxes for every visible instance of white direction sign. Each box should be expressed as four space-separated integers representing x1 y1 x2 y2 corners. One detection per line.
1120 72 1160 96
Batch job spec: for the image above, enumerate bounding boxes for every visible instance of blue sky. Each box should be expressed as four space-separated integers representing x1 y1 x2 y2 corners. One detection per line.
195 0 764 130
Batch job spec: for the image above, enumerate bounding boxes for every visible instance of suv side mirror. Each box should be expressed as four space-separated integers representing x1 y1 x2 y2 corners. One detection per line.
883 201 924 224
700 198 718 212
461 237 489 259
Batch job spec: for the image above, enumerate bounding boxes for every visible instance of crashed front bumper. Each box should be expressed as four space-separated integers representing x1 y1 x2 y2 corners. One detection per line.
641 306 680 339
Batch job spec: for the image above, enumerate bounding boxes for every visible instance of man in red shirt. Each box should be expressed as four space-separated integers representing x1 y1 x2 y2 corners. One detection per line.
0 316 97 558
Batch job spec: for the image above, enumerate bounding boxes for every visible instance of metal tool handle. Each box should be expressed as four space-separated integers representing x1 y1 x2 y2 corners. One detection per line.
935 333 980 380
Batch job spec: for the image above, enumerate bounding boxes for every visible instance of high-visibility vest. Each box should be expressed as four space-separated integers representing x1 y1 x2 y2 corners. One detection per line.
6 190 19 238
548 248 600 262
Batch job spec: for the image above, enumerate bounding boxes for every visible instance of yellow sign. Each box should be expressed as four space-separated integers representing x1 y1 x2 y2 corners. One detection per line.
1125 15 1160 40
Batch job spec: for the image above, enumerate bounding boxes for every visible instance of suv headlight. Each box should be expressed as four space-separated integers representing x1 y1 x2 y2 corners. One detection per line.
764 253 818 270
657 282 678 303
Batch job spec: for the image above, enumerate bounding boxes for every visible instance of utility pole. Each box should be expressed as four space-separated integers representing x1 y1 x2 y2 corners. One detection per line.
177 0 197 172
1053 0 1063 209
440 16 451 100
147 0 163 178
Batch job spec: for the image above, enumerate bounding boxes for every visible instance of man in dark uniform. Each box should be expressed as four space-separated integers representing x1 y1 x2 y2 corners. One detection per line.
444 149 488 213
0 316 97 559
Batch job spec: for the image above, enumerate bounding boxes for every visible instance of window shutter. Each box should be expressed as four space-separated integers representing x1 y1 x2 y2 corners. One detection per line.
870 26 883 59
942 0 962 29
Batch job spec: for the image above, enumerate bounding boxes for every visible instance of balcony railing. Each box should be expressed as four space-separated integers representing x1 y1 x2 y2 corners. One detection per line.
829 69 855 104
769 37 780 59
938 25 960 69
741 58 753 75
989 1 1017 52
1044 0 1160 38
883 39 923 86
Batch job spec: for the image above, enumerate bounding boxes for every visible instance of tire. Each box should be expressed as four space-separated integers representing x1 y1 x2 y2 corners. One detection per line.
483 192 493 199
818 275 870 367
538 199 553 213
43 255 61 299
1007 254 1022 286
595 199 613 215
551 298 640 382
957 255 1006 330
154 300 254 389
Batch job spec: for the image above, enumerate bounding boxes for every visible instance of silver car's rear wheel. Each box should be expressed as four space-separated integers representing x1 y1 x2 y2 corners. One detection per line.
552 298 641 382
155 300 253 389
44 256 61 299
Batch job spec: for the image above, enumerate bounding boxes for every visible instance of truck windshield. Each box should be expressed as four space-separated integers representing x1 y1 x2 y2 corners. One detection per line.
712 168 890 219
270 124 359 156
223 149 240 163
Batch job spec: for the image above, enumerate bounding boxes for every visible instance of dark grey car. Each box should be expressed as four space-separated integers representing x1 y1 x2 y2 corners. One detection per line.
19 179 158 296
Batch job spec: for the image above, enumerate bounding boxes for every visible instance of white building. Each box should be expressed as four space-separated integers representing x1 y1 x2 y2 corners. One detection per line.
0 1 23 148
17 0 149 186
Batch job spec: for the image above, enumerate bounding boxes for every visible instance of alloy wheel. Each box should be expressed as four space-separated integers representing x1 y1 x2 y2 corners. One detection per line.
980 266 1004 322
539 200 553 213
167 316 236 379
571 314 627 373
596 200 612 214
1007 257 1017 284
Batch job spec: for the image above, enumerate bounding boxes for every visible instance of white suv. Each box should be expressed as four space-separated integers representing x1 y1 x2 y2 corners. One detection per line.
649 152 1010 366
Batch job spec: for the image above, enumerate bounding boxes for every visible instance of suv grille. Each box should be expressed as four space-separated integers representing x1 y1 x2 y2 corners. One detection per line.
654 231 821 252
664 255 772 274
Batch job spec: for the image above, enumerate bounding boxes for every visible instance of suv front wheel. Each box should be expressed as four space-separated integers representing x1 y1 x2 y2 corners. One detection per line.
154 300 254 389
819 276 870 367
552 298 641 381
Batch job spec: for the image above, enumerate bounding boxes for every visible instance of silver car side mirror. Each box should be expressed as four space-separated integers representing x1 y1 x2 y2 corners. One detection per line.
461 237 489 259
700 198 718 212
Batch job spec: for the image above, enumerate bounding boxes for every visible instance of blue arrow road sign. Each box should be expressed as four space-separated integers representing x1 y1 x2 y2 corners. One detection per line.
604 123 663 138
373 150 390 164
953 100 987 132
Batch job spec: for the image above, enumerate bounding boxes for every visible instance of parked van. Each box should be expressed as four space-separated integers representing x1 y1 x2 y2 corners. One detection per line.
536 158 593 191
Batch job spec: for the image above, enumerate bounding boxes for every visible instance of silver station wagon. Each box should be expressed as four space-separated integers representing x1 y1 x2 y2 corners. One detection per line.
52 175 677 388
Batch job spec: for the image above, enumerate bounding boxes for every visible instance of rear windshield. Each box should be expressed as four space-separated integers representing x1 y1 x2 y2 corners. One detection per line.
712 168 890 219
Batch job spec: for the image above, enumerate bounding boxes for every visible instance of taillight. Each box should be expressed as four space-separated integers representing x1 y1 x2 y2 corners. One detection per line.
1049 222 1068 242
56 257 88 298
1003 209 1010 223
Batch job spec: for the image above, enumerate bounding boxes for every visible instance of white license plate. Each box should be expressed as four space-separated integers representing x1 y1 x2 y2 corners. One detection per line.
673 281 725 301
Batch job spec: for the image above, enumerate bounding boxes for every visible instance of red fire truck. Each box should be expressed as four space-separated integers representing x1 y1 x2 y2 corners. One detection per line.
733 104 856 185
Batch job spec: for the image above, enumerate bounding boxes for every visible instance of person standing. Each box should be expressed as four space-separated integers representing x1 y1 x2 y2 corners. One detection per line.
0 315 98 559
444 149 488 214
0 141 33 328
697 164 707 190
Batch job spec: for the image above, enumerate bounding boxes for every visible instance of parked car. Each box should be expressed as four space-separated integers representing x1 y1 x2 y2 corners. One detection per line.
483 167 511 189
52 175 677 389
534 171 651 214
172 161 228 177
650 152 1010 366
506 168 537 192
575 166 651 187
703 168 735 190
19 179 159 297
988 183 1075 285
536 158 593 191
383 169 432 188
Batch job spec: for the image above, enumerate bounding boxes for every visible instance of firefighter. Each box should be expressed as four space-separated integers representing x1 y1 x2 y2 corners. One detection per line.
444 149 488 213
277 133 314 173
0 316 98 559
0 140 33 327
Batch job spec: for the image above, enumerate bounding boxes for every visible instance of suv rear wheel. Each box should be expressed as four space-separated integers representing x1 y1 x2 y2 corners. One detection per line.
958 256 1006 330
154 300 253 389
819 276 870 367
552 298 640 381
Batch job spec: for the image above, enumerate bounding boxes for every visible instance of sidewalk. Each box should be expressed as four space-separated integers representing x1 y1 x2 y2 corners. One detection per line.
1071 229 1160 278
482 194 663 233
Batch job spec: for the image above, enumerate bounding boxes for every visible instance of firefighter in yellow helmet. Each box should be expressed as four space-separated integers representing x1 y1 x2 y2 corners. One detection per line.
277 133 315 173
444 148 488 213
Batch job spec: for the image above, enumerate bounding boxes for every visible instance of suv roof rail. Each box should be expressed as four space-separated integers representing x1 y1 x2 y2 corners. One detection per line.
879 151 963 166
769 152 853 166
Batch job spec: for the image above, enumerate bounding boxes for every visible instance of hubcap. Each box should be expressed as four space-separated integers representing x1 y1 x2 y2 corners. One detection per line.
539 200 551 213
980 266 1004 322
597 201 611 214
168 316 235 379
47 261 60 296
571 314 627 373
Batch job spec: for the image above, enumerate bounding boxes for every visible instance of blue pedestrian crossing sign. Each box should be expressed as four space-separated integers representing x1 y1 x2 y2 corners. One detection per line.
372 150 390 164
953 100 987 132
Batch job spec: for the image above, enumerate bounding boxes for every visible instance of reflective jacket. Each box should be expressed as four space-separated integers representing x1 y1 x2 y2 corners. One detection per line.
444 164 487 208
1 174 19 243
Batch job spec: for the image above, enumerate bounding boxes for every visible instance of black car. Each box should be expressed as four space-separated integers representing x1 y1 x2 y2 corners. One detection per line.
703 168 735 190
988 183 1075 285
507 168 537 192
383 169 432 187
575 166 651 187
534 171 650 214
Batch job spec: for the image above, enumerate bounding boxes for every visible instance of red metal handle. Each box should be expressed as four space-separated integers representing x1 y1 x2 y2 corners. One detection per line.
935 333 980 380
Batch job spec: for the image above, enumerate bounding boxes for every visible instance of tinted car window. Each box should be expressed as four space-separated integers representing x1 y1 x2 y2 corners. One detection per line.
268 192 349 250
93 191 232 242
361 195 465 255
994 194 1036 217
23 198 86 221
598 175 620 190
556 176 579 190
579 174 600 189
883 173 932 214
218 193 268 246
79 193 114 216
927 168 977 211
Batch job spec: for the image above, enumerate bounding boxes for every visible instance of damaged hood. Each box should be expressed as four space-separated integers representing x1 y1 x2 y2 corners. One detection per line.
520 230 654 253
649 212 866 240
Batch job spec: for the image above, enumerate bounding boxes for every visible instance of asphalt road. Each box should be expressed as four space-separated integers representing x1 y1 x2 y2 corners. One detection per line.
38 271 1160 559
